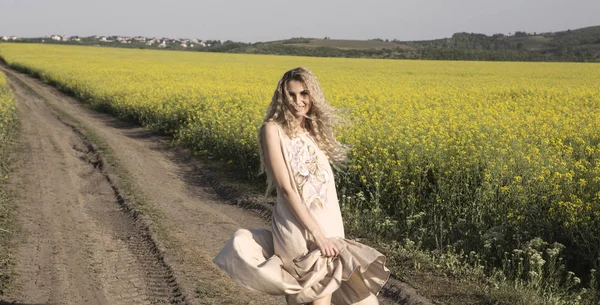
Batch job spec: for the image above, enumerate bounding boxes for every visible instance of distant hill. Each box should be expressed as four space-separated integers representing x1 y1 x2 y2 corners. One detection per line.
275 38 414 50
211 26 600 62
404 26 600 52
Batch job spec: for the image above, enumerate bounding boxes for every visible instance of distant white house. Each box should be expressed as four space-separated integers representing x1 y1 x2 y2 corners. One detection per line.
158 41 167 48
133 36 146 42
189 44 195 48
61 35 70 41
1 36 8 41
99 36 114 43
146 38 160 46
10 36 17 41
115 36 132 43
51 35 61 41
198 41 206 47
180 43 187 48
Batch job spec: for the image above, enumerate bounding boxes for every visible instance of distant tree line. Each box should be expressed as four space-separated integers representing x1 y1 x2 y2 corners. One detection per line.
210 43 597 62
201 27 600 62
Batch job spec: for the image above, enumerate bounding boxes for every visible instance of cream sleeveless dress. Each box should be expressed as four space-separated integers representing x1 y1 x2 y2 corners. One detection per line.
213 124 389 305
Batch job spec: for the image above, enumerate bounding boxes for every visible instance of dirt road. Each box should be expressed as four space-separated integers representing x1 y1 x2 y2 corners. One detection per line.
0 66 430 305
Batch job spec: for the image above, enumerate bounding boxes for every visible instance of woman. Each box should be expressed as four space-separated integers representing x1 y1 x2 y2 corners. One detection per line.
214 67 389 305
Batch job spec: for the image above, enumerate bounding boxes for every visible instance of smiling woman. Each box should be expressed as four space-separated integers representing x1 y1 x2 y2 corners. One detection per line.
214 67 390 305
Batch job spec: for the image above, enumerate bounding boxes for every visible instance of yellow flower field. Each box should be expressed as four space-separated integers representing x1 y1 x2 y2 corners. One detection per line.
0 68 18 240
0 43 599 271
0 69 17 173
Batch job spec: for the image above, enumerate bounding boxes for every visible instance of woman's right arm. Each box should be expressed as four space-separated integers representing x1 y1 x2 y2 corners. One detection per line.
262 122 339 257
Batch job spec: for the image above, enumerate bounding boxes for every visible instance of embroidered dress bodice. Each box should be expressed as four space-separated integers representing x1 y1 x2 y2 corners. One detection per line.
288 134 330 211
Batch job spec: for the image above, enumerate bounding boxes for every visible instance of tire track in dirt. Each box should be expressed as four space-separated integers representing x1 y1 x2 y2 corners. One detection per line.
1 67 186 305
1 65 433 305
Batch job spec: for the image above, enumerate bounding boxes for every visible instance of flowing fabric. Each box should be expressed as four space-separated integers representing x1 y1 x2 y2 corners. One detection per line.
214 124 390 304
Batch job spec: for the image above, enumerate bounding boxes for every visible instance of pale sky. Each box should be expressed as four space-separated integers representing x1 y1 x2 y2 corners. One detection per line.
1 0 599 43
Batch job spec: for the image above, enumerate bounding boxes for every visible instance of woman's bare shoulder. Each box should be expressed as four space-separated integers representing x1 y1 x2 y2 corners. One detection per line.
262 121 280 138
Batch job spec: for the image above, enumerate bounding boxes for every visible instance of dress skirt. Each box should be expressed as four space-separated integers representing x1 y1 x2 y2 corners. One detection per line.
214 123 390 304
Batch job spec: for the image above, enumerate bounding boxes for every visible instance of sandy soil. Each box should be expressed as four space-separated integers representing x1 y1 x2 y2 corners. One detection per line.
0 66 431 305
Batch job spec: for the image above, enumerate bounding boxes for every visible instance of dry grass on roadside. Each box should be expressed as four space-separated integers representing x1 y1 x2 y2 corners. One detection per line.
0 69 19 295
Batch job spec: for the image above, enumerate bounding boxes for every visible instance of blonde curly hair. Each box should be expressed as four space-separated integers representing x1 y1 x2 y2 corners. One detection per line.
258 67 349 194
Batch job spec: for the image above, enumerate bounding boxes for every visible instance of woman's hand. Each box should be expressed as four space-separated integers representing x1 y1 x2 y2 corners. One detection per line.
313 231 339 257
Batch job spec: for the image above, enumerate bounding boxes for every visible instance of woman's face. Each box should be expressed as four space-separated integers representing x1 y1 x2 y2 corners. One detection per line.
285 80 311 119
